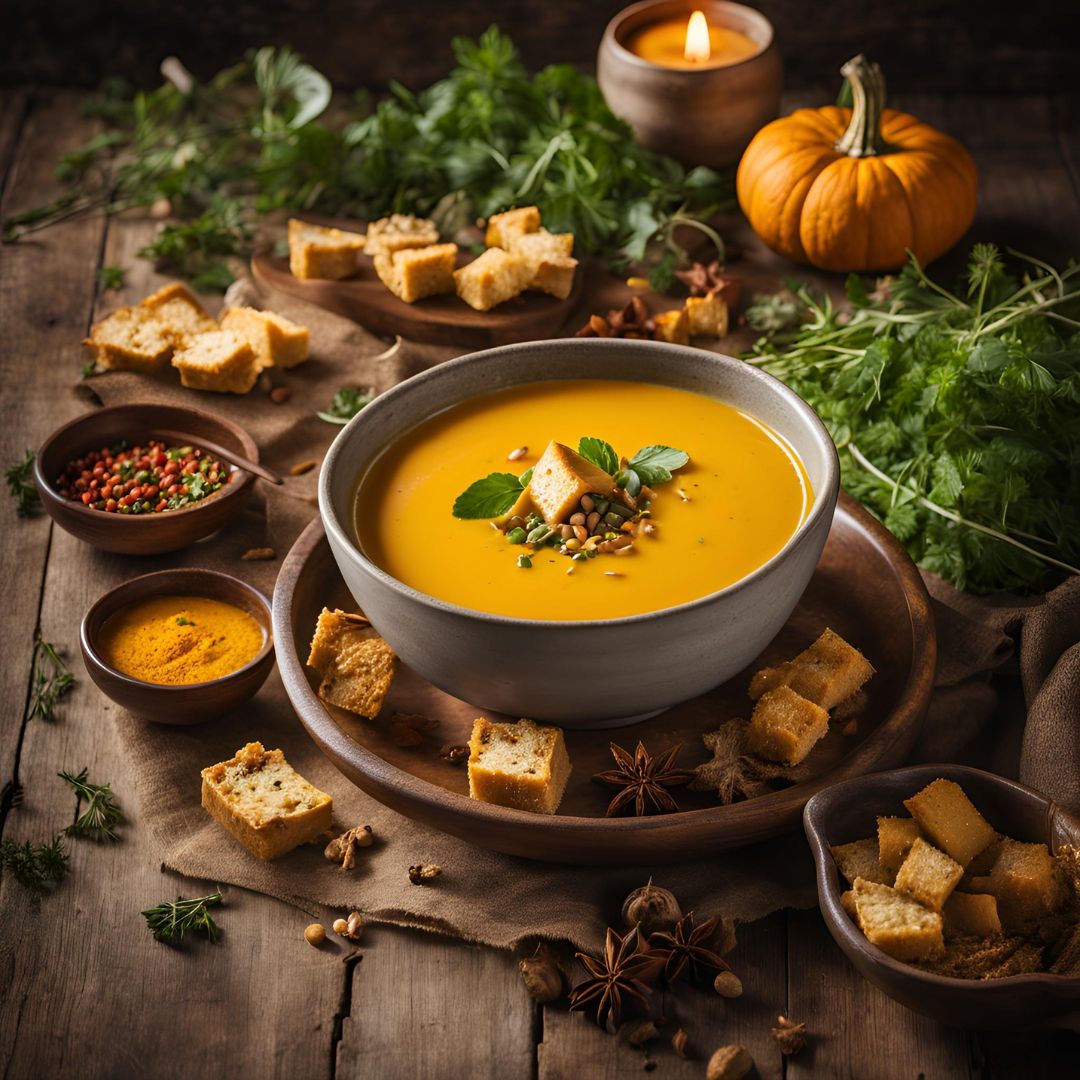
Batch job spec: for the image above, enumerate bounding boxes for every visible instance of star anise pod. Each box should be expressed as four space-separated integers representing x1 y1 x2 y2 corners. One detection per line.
674 259 742 310
575 296 656 340
593 741 692 817
569 926 659 1031
648 911 729 985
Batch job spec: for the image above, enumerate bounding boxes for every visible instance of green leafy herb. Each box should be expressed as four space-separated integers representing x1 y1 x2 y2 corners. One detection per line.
4 31 731 280
80 360 99 379
0 834 69 890
518 466 534 487
318 387 374 425
28 638 75 722
628 445 690 485
142 891 223 944
517 554 532 569
744 292 807 341
58 768 123 841
6 450 40 517
452 473 525 519
98 265 125 289
577 437 619 475
176 616 196 626
747 245 1080 594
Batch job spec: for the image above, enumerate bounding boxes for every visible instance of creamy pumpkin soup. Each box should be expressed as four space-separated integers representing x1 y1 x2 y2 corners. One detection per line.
353 380 811 620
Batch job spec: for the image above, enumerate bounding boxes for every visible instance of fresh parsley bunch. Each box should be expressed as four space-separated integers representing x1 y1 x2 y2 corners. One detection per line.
4 29 730 286
747 245 1080 594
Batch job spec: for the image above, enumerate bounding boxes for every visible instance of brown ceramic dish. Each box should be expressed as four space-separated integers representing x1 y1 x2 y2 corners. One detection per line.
80 568 275 724
273 492 935 865
804 764 1080 1030
34 403 259 555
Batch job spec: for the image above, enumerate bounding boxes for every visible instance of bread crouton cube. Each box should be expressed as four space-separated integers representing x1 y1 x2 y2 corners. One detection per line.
852 878 944 961
527 440 617 525
528 257 578 300
943 891 1002 939
220 306 310 370
763 628 875 709
840 889 858 918
685 293 730 338
748 661 793 700
374 243 458 303
485 206 541 249
510 231 579 298
467 717 571 815
894 837 964 912
903 778 997 869
832 837 894 887
453 247 532 311
744 685 829 766
288 218 365 280
306 607 398 719
139 282 219 346
987 838 1065 928
877 816 922 872
652 307 690 345
200 741 333 861
83 305 176 373
364 213 439 256
171 330 259 394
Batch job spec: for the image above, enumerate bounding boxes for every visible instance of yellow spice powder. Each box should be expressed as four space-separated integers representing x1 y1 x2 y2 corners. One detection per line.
99 595 265 686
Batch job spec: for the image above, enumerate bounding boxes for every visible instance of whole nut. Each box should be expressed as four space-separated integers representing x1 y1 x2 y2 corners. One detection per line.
714 970 743 998
706 1045 753 1080
270 386 292 404
304 923 326 947
333 911 364 941
518 944 564 1002
621 880 682 936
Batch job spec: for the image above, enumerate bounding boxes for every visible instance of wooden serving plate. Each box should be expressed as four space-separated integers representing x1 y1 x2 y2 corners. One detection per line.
251 233 583 347
274 493 936 865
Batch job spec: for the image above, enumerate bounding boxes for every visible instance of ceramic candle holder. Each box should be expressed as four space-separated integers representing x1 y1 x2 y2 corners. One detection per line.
597 0 783 168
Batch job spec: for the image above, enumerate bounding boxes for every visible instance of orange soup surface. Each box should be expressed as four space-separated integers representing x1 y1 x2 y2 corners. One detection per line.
353 380 812 621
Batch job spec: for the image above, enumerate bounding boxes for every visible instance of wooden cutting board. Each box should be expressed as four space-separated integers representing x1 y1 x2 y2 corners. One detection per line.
251 243 583 348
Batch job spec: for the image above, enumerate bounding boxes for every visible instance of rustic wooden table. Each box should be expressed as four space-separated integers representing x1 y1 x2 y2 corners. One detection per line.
2 84 1079 1079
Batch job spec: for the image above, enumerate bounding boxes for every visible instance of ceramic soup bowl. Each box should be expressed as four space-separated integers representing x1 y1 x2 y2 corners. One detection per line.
319 338 839 726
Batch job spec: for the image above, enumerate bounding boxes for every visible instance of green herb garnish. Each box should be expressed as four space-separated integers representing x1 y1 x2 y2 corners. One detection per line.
517 554 532 569
98 265 125 289
176 616 197 626
58 768 123 841
577 437 689 492
28 638 75 722
747 245 1080 594
6 450 40 517
577 437 619 476
0 835 69 890
317 388 374 425
452 472 526 519
4 31 730 281
142 891 223 944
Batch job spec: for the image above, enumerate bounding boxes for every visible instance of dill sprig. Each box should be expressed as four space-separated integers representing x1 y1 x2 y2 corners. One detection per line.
747 245 1080 594
59 768 123 841
28 638 76 722
0 835 69 890
142 891 224 944
6 450 41 517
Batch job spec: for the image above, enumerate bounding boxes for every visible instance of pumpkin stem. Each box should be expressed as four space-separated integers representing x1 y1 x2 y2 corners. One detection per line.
835 54 889 158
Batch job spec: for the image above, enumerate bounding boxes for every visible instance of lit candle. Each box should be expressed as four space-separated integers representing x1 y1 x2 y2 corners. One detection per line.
625 8 760 69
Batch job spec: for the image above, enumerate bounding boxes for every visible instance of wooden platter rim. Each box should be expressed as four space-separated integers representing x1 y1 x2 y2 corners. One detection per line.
274 492 937 859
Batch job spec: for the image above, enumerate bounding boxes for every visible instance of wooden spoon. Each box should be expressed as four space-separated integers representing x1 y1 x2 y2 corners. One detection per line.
149 429 284 486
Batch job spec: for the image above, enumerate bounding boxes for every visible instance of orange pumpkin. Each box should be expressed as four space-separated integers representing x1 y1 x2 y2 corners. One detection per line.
736 55 978 272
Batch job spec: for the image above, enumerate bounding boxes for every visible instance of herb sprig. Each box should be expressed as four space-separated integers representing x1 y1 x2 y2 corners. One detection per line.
142 891 224 944
6 450 41 517
4 30 730 284
28 638 76 722
747 245 1080 594
0 835 69 890
317 387 374 425
58 768 123 841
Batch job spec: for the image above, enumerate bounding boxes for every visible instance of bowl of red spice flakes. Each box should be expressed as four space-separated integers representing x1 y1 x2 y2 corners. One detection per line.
34 403 259 554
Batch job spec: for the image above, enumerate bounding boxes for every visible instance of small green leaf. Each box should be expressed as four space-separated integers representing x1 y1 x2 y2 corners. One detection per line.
518 466 534 487
98 265 125 289
317 388 373 424
452 473 523 519
628 445 689 485
577 437 618 475
967 339 1009 373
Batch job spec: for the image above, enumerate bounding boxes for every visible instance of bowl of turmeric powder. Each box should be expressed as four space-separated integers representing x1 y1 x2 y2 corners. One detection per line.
80 568 275 724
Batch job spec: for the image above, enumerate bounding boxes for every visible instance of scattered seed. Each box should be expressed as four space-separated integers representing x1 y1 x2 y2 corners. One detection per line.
572 525 588 542
291 459 319 476
580 495 596 513
569 512 586 526
506 527 527 544
517 554 532 569
559 524 574 540
440 744 469 765
270 386 292 404
241 547 276 561
677 488 691 502
408 863 442 885
304 923 326 947
586 511 601 532
604 571 622 577
507 446 528 461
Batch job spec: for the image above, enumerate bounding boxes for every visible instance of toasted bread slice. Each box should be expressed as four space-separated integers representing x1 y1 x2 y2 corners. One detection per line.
83 305 176 373
306 608 398 719
467 717 571 815
139 282 219 346
288 218 365 280
528 440 618 524
171 330 259 394
220 306 310 369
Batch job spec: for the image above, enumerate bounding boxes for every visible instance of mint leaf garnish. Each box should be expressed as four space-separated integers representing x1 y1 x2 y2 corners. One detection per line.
577 437 618 475
628 445 690 485
452 473 524 519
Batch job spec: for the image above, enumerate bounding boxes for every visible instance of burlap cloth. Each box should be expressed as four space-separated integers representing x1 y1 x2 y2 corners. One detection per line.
87 279 1080 951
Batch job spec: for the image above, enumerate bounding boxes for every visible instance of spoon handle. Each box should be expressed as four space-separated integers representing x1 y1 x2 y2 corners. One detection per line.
150 429 285 486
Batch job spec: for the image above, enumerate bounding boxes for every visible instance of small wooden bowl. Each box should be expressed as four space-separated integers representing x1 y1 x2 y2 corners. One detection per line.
804 764 1080 1030
34 403 258 555
80 568 275 724
597 0 783 168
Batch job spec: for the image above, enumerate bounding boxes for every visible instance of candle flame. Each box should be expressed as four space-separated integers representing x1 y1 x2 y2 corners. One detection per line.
684 10 711 63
